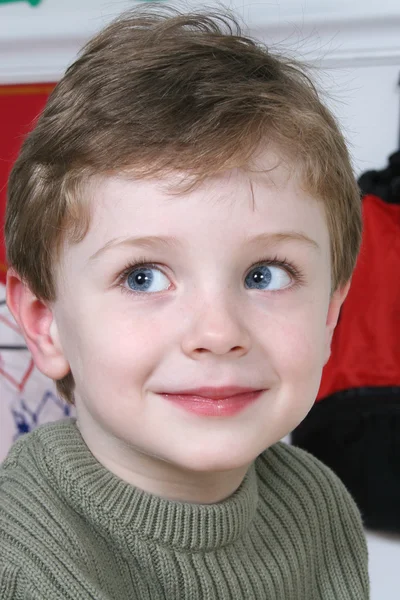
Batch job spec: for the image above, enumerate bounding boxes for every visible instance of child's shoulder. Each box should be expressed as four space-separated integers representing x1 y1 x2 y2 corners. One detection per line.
253 442 369 597
256 441 362 520
0 418 77 520
0 419 93 592
1 417 73 473
0 419 118 599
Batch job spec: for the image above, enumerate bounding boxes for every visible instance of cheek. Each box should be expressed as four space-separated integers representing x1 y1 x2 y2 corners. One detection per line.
271 306 327 384
74 307 166 385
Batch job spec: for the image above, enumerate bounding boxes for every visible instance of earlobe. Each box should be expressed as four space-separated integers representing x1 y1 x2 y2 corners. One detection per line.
6 268 70 380
323 279 351 365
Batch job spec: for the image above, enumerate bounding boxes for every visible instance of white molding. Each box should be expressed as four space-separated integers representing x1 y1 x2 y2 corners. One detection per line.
252 12 400 69
1 3 400 83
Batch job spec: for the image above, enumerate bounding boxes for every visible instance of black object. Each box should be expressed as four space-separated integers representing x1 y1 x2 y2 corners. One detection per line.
358 150 400 204
292 388 400 532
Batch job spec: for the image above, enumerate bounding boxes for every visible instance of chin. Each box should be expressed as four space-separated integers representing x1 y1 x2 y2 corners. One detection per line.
175 442 264 474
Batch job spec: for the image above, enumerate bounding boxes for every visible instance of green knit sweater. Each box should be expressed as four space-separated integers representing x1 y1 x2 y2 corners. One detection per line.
0 418 369 599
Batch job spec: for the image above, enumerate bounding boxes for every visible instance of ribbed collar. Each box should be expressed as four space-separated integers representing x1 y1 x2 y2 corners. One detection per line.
39 418 259 553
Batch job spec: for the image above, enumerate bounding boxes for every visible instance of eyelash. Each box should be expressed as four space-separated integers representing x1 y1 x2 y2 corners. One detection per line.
116 254 306 295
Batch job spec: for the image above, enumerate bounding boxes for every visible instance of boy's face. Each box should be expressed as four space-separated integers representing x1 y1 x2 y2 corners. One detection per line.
49 151 347 475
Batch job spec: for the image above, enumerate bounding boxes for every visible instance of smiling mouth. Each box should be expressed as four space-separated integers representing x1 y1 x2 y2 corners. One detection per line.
158 389 265 417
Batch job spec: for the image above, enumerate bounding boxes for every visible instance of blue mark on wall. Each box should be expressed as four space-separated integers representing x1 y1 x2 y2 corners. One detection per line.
11 390 72 439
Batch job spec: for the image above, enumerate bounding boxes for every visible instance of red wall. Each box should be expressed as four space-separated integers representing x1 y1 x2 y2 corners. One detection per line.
0 84 54 283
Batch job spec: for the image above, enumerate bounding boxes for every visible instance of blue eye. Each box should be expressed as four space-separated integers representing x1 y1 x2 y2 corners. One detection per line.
126 266 170 293
245 264 291 291
119 257 299 296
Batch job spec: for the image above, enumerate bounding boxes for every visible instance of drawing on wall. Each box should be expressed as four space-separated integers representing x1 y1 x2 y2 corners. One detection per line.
11 390 72 440
0 0 42 6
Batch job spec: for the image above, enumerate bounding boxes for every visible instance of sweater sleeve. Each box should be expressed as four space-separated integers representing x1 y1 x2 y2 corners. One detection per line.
264 443 370 599
294 445 370 599
323 472 370 599
0 562 33 600
0 562 19 599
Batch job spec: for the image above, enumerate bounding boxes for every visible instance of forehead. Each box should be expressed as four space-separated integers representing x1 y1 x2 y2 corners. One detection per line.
64 152 330 271
90 169 324 235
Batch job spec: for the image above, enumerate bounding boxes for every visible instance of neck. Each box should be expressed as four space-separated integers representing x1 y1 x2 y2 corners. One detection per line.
76 417 249 504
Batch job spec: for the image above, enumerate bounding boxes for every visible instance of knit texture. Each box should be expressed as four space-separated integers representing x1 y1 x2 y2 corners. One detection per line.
0 418 369 599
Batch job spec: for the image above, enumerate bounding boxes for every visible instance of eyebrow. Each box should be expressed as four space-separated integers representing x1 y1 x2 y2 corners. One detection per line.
88 231 319 262
89 235 183 262
243 231 320 251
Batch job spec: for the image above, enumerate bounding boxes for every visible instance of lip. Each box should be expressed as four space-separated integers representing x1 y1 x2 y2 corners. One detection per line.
158 387 265 417
161 386 262 399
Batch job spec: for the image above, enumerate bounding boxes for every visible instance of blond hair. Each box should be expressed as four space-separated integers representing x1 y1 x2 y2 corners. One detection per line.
5 7 362 404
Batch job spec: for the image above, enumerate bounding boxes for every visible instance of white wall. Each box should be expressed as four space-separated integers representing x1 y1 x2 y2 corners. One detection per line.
315 64 399 175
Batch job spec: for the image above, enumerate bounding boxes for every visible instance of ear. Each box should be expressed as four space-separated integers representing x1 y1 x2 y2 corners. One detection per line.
323 279 351 365
6 268 70 380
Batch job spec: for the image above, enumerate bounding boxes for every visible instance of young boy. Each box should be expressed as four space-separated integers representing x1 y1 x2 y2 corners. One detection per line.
0 7 369 599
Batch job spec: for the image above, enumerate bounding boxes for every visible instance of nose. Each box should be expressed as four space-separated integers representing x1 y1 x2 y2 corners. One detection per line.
180 294 251 359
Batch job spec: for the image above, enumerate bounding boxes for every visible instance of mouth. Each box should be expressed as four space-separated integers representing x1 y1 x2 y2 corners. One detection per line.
157 387 265 417
160 386 262 399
